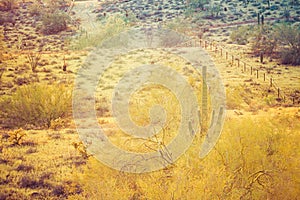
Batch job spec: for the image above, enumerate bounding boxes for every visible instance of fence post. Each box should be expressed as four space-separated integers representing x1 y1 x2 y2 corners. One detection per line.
220 48 223 56
237 59 240 68
251 66 253 75
270 78 273 87
277 88 280 98
232 55 234 65
257 69 259 78
244 62 246 72
264 73 266 81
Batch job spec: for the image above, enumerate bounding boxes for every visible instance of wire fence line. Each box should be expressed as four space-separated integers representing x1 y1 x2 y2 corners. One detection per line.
176 38 299 106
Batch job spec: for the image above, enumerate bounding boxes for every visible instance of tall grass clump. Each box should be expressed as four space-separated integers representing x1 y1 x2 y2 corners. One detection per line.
0 83 72 129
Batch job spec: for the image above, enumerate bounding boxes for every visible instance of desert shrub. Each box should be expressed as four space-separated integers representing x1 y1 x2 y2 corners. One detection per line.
165 18 191 34
42 11 70 35
189 0 209 10
250 25 278 56
25 51 42 72
230 25 253 45
275 23 300 65
19 175 40 189
0 12 15 25
16 163 35 172
0 0 18 11
159 30 185 47
72 141 89 159
50 117 66 131
0 64 5 81
8 128 26 145
0 83 72 129
71 15 129 50
28 1 43 16
0 30 5 55
43 0 72 13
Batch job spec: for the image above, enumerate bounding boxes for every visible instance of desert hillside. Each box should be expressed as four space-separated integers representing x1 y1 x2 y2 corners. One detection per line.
0 0 299 199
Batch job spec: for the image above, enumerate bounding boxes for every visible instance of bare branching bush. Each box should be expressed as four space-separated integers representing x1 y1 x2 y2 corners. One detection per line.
0 83 72 129
26 51 42 72
8 128 26 145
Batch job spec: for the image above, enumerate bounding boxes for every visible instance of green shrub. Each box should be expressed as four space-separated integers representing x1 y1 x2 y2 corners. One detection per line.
71 15 129 50
0 83 72 129
275 23 300 65
189 0 209 10
230 26 252 45
250 25 278 56
42 11 70 35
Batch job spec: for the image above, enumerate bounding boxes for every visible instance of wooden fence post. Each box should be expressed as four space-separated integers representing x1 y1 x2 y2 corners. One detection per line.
277 88 280 98
270 78 273 87
220 48 223 56
264 73 266 81
244 62 246 72
251 66 253 75
237 59 240 68
257 69 259 78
